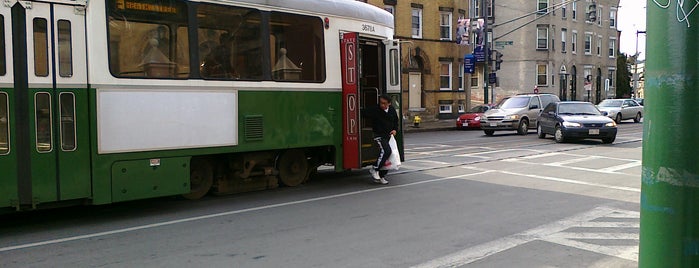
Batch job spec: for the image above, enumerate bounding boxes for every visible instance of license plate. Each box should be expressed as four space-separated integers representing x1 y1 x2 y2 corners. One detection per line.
462 123 468 127
490 122 497 127
589 129 600 135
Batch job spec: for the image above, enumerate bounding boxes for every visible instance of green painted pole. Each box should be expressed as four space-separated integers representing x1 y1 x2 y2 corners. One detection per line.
640 1 699 267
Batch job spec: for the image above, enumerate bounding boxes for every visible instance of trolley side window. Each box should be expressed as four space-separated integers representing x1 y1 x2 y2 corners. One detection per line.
33 18 49 77
35 93 52 153
57 20 73 77
0 93 8 154
0 16 6 76
59 93 76 151
197 4 262 80
270 12 325 82
107 0 189 78
389 48 399 86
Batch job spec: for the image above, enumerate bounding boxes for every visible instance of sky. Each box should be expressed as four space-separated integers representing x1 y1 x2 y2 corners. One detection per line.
617 0 646 60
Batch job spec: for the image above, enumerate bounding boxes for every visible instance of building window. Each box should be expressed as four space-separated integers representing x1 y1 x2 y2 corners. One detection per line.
597 7 603 26
458 104 465 113
458 63 464 91
439 104 452 114
471 72 479 88
471 0 479 18
412 8 423 38
537 26 549 50
561 29 567 53
440 62 452 90
537 0 549 14
537 63 548 85
572 1 577 20
610 9 617 27
384 5 395 16
584 33 592 55
597 36 602 56
572 31 577 53
440 12 452 40
609 37 616 57
561 0 567 18
608 68 616 92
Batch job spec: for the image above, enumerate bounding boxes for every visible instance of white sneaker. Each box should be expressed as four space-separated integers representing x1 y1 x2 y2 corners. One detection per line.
369 168 381 181
378 177 388 184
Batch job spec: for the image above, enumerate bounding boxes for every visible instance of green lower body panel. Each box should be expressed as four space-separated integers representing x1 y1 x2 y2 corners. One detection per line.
111 157 190 202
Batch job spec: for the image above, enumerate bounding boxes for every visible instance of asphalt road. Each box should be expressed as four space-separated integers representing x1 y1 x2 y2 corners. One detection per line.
0 121 644 268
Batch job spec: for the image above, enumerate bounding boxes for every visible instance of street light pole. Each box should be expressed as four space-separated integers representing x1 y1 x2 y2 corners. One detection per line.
634 30 646 98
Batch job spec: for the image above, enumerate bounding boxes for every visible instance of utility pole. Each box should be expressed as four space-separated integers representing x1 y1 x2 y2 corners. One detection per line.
481 0 489 104
639 4 698 268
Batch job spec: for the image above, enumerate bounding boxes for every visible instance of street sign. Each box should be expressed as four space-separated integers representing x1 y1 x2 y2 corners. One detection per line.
464 54 475 74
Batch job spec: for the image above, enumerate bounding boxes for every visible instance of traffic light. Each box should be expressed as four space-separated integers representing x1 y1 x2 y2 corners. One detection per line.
495 50 503 71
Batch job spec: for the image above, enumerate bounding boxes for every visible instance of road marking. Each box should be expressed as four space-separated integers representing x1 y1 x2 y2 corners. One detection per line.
409 159 450 165
542 209 640 262
599 161 642 173
502 154 641 176
0 170 493 253
411 206 627 268
462 166 640 192
454 148 543 158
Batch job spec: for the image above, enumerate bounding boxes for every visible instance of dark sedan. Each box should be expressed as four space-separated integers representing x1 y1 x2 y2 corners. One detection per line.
537 101 617 144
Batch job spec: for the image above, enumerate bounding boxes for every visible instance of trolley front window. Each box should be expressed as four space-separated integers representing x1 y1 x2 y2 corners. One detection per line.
0 93 8 154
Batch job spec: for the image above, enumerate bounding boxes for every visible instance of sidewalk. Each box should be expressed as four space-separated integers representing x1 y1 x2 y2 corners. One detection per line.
403 119 456 133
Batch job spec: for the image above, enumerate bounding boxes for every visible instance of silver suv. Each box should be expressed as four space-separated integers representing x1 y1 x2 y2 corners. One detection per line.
481 94 560 136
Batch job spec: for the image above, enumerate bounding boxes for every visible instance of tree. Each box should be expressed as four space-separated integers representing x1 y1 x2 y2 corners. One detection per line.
616 53 633 98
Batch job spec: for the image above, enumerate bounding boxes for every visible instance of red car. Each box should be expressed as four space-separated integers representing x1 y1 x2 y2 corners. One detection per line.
456 104 494 129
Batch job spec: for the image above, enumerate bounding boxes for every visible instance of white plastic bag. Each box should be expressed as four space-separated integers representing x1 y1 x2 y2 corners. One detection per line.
381 135 401 171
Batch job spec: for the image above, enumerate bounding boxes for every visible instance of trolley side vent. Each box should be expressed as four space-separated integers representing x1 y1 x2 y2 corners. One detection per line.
244 115 264 141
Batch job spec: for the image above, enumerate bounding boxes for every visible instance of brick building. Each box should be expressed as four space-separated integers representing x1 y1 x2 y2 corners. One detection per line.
363 0 472 121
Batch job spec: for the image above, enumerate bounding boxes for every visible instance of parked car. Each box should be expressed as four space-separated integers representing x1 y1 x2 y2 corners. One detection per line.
456 104 493 129
537 101 617 144
634 98 644 106
597 99 643 123
481 93 560 136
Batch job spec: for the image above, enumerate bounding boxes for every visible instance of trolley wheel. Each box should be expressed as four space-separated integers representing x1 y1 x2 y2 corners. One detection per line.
278 149 309 187
182 158 214 200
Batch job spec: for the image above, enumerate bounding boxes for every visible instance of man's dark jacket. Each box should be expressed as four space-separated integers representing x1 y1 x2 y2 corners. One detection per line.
364 105 399 139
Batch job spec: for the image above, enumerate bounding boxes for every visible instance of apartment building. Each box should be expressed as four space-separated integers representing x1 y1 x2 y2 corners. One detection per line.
491 0 620 103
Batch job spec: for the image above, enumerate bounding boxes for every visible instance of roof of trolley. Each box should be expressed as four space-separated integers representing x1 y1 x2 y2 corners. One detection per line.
203 0 394 27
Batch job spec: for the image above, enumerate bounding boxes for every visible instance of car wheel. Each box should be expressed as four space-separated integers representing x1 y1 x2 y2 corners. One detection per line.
537 124 546 139
484 129 495 136
602 136 616 144
634 112 642 123
554 126 566 143
615 113 622 124
517 119 529 135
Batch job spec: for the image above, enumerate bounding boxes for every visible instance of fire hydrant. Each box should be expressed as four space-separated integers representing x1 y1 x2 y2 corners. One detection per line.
413 115 421 127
